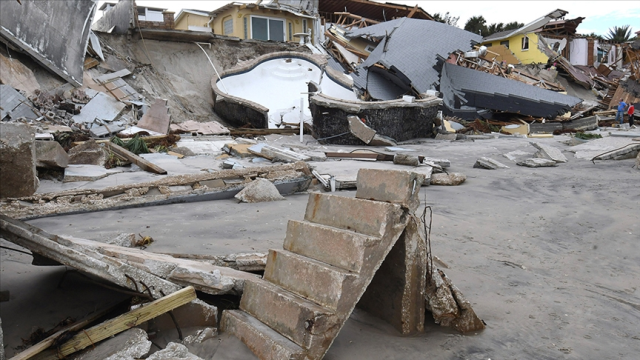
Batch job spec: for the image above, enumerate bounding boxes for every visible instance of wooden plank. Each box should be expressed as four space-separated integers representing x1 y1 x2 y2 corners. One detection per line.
39 287 196 360
94 69 132 84
104 142 167 175
9 301 125 360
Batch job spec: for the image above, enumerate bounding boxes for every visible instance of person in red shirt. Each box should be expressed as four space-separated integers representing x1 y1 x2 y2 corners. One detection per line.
628 103 635 127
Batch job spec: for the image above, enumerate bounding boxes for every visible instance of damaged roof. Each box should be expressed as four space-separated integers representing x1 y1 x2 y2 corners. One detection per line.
482 9 569 42
319 0 432 21
440 62 582 119
348 17 482 97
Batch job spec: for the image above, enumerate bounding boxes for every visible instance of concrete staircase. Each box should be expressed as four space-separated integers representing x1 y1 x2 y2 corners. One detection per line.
221 169 426 360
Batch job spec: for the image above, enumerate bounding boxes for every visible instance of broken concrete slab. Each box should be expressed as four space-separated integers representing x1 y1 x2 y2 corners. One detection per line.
0 53 40 95
95 69 132 84
106 233 136 247
503 150 532 162
170 120 230 136
0 84 39 120
430 173 466 186
425 267 485 333
68 140 109 166
592 143 640 161
260 145 311 163
422 157 451 168
90 124 125 138
347 115 376 144
137 98 172 134
235 179 285 203
435 133 457 141
516 158 558 167
0 123 39 198
530 142 568 163
225 144 254 158
412 165 433 185
474 157 509 170
35 141 69 169
63 165 111 182
72 92 126 124
72 328 151 360
393 154 420 167
147 343 204 360
369 134 397 146
0 0 96 86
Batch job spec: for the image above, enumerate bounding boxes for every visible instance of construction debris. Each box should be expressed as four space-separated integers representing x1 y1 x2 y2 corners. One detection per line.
137 99 172 134
430 173 467 186
531 142 568 163
235 178 285 203
0 123 39 198
517 158 558 167
474 157 510 170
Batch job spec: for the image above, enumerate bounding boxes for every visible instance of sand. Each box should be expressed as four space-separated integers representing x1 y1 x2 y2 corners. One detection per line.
1 134 639 359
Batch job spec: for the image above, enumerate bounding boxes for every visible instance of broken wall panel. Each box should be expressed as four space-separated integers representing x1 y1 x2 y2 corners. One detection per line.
92 0 135 34
310 93 441 145
0 0 97 87
440 63 581 120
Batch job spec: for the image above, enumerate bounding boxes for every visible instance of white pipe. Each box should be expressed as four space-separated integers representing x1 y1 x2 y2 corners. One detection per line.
194 42 228 93
300 97 304 143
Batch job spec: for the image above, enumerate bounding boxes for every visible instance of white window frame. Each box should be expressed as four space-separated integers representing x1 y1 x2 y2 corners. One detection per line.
250 15 285 42
522 35 529 51
365 45 376 53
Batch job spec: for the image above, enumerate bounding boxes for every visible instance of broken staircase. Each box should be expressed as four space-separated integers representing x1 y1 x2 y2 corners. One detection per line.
221 169 426 360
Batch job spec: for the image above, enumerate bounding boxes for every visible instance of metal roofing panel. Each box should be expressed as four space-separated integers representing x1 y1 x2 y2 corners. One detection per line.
441 62 582 118
349 18 482 94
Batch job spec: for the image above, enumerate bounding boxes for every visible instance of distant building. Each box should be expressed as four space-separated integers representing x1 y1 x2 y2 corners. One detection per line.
174 9 212 32
481 9 569 65
209 2 317 44
93 0 174 34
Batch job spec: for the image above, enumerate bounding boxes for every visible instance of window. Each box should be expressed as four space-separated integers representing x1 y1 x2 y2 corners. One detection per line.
251 16 285 42
289 22 292 41
223 17 233 35
522 36 529 50
500 40 509 49
244 17 248 39
365 45 376 53
302 19 308 33
484 43 492 47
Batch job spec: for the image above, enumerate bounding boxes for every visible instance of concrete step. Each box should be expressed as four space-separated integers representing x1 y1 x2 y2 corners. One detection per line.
284 220 379 273
304 193 403 237
221 310 307 360
263 249 357 311
241 279 338 352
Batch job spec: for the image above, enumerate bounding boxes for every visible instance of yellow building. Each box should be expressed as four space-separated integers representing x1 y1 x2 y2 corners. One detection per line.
174 9 212 32
481 9 568 65
210 2 316 44
482 31 549 65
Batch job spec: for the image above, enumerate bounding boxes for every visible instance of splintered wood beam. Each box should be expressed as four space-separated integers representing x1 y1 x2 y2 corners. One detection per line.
38 287 196 360
104 142 167 175
9 301 126 360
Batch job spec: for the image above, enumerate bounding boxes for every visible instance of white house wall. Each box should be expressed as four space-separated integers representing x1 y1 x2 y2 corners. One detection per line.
569 38 587 66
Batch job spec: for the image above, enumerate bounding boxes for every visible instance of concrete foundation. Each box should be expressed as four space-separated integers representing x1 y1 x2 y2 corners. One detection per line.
0 123 38 198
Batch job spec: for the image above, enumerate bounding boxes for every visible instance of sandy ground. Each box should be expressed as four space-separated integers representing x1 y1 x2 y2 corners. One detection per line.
1 134 639 359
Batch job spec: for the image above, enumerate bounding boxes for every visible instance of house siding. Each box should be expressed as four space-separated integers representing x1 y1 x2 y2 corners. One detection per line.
175 13 210 31
212 6 313 43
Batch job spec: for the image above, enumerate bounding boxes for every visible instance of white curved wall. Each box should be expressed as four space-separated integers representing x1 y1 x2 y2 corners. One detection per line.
217 57 357 128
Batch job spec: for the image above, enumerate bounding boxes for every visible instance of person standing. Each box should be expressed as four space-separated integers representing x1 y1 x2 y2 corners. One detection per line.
616 100 627 125
628 103 635 127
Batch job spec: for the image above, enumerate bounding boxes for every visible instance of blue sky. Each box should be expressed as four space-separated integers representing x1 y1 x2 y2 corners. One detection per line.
99 1 639 37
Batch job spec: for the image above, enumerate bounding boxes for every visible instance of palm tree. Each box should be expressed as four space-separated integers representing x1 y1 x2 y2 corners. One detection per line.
503 21 524 31
485 23 504 36
606 25 633 43
431 12 460 27
464 15 487 36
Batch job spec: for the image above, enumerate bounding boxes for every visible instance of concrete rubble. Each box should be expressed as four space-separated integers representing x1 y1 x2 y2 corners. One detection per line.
1 1 639 359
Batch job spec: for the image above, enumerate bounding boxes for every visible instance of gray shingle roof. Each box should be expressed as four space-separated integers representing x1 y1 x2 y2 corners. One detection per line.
347 18 482 95
483 29 512 42
440 62 582 119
